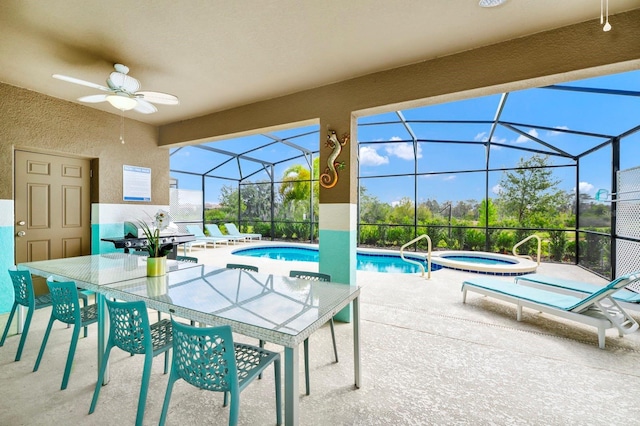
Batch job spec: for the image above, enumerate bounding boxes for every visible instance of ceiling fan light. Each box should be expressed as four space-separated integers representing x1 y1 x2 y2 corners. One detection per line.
106 94 137 111
479 0 507 7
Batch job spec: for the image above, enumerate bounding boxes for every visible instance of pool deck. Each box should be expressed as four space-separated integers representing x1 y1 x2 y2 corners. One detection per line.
2 241 640 425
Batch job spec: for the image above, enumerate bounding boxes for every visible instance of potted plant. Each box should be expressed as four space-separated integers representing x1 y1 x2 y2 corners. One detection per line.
138 210 174 276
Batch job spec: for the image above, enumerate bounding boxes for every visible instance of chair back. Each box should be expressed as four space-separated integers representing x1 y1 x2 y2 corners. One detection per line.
176 256 198 263
8 269 35 308
204 224 224 237
226 263 258 272
106 299 153 355
47 280 81 325
186 225 206 238
224 223 241 235
170 319 239 393
569 272 640 312
290 270 331 282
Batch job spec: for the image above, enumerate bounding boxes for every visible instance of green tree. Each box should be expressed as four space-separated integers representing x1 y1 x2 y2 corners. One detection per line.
496 155 567 225
478 198 498 226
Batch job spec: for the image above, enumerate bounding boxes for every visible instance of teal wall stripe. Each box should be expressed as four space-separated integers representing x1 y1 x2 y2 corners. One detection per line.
92 223 124 254
0 225 14 313
319 229 356 322
0 199 14 314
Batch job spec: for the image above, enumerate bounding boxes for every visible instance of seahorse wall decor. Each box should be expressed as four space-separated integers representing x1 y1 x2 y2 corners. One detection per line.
320 130 349 189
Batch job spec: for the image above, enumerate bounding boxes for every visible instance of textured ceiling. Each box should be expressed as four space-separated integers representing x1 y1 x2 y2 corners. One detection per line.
1 0 638 126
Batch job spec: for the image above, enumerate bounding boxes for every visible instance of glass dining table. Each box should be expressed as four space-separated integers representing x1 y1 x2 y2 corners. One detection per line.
18 253 361 426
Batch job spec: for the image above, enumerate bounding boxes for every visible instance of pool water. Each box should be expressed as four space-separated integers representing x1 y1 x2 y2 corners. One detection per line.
440 255 516 265
232 246 436 274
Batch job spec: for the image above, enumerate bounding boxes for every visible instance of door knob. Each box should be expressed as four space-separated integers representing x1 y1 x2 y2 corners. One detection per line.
17 231 26 237
18 221 25 226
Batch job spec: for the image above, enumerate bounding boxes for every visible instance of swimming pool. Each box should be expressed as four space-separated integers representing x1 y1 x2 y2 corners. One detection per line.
232 245 538 275
232 245 433 274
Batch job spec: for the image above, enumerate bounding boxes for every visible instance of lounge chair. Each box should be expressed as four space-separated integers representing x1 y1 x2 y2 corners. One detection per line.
461 273 640 348
224 223 262 241
515 273 640 311
205 223 246 244
185 225 231 251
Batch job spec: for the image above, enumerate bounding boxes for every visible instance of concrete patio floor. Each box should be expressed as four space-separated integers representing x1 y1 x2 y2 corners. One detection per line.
2 241 640 425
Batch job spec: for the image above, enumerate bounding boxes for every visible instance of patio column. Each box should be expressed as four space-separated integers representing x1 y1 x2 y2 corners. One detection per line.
318 115 357 322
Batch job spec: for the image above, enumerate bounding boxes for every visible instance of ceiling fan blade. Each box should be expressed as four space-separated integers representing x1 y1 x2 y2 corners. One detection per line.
52 74 110 91
78 94 109 103
136 91 179 105
133 99 158 114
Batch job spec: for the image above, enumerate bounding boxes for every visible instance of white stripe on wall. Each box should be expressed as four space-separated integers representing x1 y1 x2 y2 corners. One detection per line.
92 203 170 224
0 199 14 227
319 203 357 232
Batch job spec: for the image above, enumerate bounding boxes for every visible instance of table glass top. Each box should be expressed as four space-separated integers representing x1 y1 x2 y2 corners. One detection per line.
18 253 197 288
103 265 359 338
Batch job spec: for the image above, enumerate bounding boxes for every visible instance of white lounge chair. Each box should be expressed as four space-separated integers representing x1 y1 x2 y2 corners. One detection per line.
205 223 246 244
461 273 640 348
515 273 640 311
185 225 231 250
224 223 262 241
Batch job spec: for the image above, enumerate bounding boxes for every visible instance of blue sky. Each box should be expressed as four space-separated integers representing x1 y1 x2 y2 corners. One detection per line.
171 69 640 206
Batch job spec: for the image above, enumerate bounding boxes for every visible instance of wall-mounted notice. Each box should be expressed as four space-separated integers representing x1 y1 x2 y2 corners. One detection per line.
123 165 151 202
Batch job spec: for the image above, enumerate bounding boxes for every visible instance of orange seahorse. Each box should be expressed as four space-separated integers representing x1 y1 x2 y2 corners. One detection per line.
320 131 348 189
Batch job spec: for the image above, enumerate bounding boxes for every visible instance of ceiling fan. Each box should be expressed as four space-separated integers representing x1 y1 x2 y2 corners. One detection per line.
52 64 179 114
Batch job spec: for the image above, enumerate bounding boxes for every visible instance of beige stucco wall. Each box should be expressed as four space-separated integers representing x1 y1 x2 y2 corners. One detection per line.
0 84 169 204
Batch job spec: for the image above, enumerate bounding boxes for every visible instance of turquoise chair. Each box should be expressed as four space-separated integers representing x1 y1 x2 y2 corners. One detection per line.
226 263 259 272
0 268 52 361
289 270 338 395
33 280 98 390
89 299 172 426
159 320 282 426
176 255 198 263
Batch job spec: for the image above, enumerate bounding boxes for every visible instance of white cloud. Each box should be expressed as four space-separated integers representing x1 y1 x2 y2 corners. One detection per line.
547 125 570 136
390 200 401 207
516 129 538 144
443 175 456 181
359 146 388 166
492 184 503 195
474 132 487 141
577 181 594 193
385 142 422 160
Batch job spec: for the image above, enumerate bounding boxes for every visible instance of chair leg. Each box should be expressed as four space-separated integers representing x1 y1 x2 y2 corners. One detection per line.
304 338 310 396
329 318 339 363
259 339 265 379
33 316 55 372
135 352 154 426
89 342 114 414
163 349 170 374
0 302 18 347
159 373 178 426
61 324 81 390
15 307 34 362
274 357 282 426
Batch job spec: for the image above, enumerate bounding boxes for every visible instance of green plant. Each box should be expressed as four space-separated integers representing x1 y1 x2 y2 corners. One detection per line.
138 210 174 258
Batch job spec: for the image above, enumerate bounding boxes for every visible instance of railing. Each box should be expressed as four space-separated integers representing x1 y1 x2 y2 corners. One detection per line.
513 234 541 265
400 234 432 279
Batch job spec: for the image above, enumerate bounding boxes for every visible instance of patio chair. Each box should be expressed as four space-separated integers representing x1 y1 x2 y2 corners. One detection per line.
290 270 338 395
0 268 52 362
186 225 231 250
176 255 198 263
224 222 262 241
226 263 259 272
461 274 640 348
159 320 282 426
33 280 98 389
89 299 172 426
515 273 640 311
206 223 246 244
